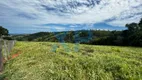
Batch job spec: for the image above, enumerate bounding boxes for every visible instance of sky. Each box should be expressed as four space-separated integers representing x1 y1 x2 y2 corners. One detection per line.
0 0 142 34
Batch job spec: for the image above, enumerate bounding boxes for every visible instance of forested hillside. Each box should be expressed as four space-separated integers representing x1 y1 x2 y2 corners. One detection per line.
13 19 142 47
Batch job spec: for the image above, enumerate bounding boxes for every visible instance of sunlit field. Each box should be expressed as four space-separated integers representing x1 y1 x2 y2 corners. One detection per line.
1 42 142 80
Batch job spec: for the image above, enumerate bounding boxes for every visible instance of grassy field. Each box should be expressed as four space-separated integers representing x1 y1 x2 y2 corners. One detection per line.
0 41 142 80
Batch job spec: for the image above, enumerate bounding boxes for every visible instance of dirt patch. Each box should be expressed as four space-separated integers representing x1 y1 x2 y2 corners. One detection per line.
3 51 22 63
11 51 21 59
11 51 22 59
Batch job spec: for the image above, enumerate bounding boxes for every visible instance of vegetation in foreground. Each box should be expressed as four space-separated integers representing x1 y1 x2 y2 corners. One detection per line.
0 42 142 80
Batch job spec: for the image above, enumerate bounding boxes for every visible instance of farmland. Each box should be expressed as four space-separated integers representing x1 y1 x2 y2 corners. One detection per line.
0 41 142 80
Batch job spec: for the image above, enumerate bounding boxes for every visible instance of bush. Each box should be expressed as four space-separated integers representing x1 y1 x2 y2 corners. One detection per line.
3 36 14 40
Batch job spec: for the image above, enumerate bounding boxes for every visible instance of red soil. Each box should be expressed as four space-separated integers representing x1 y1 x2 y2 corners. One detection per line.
11 51 21 59
3 51 21 63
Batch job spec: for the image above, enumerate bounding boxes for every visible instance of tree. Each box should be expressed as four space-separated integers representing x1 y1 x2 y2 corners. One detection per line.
0 26 9 37
138 18 142 30
125 19 142 46
126 23 139 33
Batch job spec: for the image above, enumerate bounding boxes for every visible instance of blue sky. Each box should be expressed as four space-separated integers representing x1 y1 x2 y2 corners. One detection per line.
0 0 142 34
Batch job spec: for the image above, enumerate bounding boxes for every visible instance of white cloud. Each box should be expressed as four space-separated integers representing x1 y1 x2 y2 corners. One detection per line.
0 0 142 33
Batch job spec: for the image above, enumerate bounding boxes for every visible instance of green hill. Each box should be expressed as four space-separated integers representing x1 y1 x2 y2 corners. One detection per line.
12 19 142 47
1 42 142 80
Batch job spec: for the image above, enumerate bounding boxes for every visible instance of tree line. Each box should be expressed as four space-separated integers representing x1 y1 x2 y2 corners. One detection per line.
1 19 142 47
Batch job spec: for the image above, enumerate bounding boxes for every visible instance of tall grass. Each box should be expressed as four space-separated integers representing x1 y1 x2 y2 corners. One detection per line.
1 42 142 80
